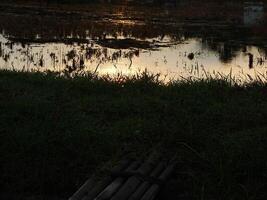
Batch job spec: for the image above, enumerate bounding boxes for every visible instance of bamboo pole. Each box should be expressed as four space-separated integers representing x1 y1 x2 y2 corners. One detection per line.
69 160 130 200
128 162 165 200
69 178 96 200
94 161 140 200
110 152 160 200
140 163 176 200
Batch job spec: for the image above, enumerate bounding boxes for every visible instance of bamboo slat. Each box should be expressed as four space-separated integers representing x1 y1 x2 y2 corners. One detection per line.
140 163 176 200
69 160 130 200
110 153 159 200
128 162 165 200
70 152 176 200
69 178 96 200
94 161 140 200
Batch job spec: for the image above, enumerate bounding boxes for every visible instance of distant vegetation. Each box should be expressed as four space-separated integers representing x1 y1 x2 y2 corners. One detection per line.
5 0 260 6
1 70 267 200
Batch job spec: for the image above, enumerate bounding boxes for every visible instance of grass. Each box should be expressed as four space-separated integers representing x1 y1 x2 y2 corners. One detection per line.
0 70 267 200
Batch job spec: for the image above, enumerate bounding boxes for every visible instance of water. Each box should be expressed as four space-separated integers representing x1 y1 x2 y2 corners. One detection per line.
0 1 267 82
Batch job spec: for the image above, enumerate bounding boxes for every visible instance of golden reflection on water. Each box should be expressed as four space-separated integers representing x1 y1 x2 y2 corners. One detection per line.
1 0 267 83
0 33 267 83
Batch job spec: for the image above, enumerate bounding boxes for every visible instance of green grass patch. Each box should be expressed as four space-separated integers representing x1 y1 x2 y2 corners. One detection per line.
1 70 267 200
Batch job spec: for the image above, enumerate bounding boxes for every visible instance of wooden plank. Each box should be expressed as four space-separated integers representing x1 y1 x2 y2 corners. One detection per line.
128 162 165 200
94 161 140 200
69 160 130 200
110 152 160 200
140 163 176 200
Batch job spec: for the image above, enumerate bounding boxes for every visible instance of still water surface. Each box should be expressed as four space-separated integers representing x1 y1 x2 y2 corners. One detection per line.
0 1 267 82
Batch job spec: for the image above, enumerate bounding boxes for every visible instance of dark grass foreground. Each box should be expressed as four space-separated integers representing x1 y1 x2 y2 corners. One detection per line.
1 70 267 200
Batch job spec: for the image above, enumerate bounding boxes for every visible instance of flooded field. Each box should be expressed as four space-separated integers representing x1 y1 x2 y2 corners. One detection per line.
0 1 267 82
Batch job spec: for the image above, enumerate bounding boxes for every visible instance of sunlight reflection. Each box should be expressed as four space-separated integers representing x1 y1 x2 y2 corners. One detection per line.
0 1 267 83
